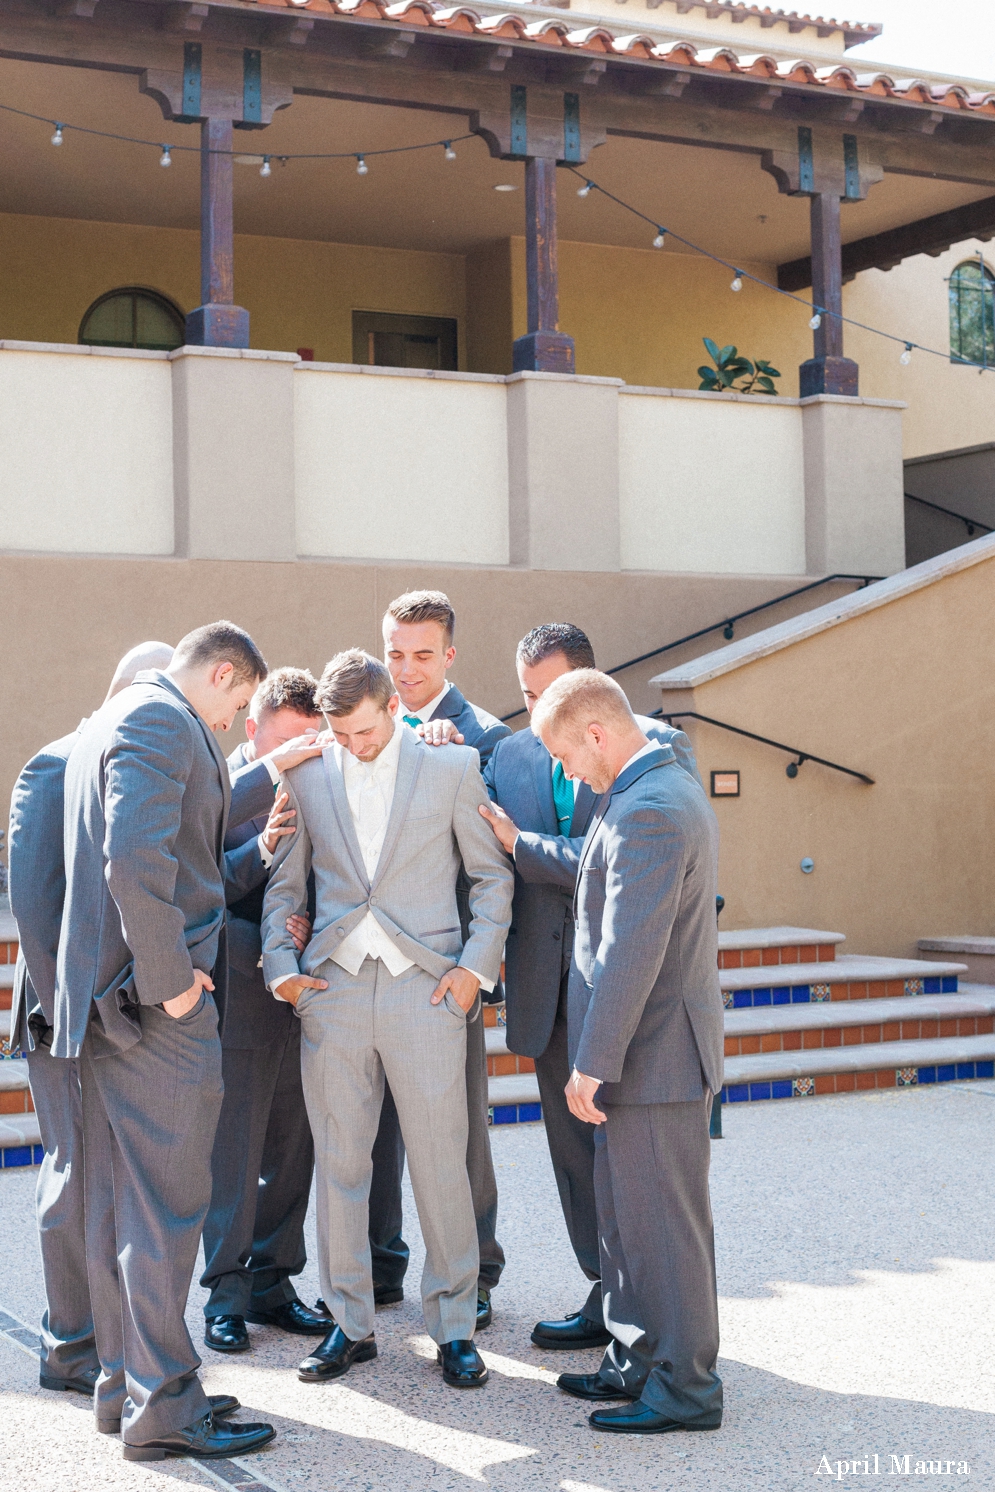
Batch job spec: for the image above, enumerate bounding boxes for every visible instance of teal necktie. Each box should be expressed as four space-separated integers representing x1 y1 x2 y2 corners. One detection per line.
552 760 574 836
403 715 421 728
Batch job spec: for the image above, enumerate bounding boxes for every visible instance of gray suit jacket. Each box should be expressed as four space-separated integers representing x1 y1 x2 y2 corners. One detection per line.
485 717 699 1059
55 670 233 1060
261 728 513 996
566 745 724 1104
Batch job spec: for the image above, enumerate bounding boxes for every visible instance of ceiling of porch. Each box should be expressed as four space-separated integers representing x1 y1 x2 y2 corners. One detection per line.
0 54 989 269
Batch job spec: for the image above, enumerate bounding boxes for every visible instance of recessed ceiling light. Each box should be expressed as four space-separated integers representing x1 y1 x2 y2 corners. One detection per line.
494 183 518 192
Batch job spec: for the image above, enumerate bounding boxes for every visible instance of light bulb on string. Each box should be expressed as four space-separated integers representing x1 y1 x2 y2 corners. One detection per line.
260 156 272 177
356 155 368 176
159 146 172 168
652 229 666 249
443 141 456 161
730 271 743 292
900 342 913 365
809 310 821 329
577 180 593 198
51 123 63 147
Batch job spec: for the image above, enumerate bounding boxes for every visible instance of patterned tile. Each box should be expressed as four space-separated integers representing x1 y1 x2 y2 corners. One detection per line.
496 1006 507 1027
722 990 733 1009
792 1077 816 1097
896 1067 918 1087
904 978 924 996
811 984 832 1003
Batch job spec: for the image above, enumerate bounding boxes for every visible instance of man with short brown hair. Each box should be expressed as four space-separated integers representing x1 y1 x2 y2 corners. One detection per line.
261 650 512 1389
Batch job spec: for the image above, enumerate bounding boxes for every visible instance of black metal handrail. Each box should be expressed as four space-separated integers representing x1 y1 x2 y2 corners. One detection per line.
499 573 881 723
904 491 993 538
657 710 875 785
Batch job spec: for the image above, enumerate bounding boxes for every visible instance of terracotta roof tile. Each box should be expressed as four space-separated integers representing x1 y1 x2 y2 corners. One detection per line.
247 0 994 117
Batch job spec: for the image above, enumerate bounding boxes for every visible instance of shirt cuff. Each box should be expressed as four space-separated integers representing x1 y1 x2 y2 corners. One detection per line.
464 966 495 995
262 756 281 786
270 972 296 1001
258 834 273 869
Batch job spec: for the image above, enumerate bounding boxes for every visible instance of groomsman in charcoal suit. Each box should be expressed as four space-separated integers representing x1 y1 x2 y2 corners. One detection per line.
8 641 171 1401
261 651 513 1388
486 669 724 1434
480 624 700 1352
365 590 510 1331
202 668 331 1353
56 622 283 1462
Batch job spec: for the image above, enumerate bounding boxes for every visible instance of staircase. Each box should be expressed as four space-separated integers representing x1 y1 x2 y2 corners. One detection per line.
484 925 995 1124
0 911 41 1169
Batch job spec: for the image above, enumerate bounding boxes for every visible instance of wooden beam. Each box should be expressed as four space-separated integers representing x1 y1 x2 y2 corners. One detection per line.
512 158 575 374
185 118 250 347
779 193 995 291
799 191 858 396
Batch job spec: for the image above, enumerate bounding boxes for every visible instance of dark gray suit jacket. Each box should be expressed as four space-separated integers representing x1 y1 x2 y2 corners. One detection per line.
56 670 235 1059
431 685 510 769
484 717 699 1059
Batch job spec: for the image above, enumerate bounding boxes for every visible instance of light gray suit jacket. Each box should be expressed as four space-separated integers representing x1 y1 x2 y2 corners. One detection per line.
518 744 724 1103
484 716 699 1058
55 670 233 1060
261 729 513 996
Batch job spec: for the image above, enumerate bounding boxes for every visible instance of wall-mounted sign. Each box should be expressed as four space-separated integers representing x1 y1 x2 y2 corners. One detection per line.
710 770 740 798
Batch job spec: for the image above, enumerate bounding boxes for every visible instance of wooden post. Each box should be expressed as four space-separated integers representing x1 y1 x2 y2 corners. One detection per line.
512 157 575 374
799 191 858 396
185 118 250 348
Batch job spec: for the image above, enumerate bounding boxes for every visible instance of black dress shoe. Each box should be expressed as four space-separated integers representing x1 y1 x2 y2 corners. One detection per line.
314 1298 333 1318
557 1373 633 1402
122 1411 276 1462
298 1326 377 1383
476 1288 492 1331
531 1312 613 1350
437 1340 488 1389
374 1285 404 1306
98 1393 241 1436
589 1402 722 1434
39 1364 100 1396
245 1299 330 1335
205 1315 250 1353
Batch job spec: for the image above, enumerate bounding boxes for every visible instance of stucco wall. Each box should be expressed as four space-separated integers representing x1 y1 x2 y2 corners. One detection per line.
655 540 995 956
618 387 807 574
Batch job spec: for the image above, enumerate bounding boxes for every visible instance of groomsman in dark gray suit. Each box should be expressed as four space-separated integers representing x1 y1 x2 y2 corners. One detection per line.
56 622 280 1462
367 590 510 1330
8 642 172 1401
202 668 329 1353
481 624 699 1353
508 669 724 1435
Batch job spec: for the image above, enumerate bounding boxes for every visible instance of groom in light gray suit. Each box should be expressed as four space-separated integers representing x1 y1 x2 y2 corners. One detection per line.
57 622 279 1463
261 650 512 1390
483 669 724 1435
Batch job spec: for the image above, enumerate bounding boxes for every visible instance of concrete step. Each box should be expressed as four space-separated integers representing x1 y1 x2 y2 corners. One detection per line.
724 988 995 1055
0 911 18 945
488 1072 541 1124
919 937 995 986
722 1032 995 1105
721 954 965 1008
718 926 845 970
0 1110 42 1168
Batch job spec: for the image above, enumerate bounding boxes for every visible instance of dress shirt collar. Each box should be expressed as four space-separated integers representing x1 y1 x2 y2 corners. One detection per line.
617 738 658 777
404 680 451 725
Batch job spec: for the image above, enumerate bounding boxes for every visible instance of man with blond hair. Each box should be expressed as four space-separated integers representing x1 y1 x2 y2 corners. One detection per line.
261 650 512 1389
375 589 510 1329
482 668 724 1435
57 621 277 1461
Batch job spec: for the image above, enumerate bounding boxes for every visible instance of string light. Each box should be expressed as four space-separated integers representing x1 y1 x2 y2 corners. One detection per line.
900 343 913 365
652 229 666 249
577 180 594 198
159 146 172 168
260 156 272 177
356 155 368 176
443 141 456 160
730 272 743 292
50 123 63 147
809 311 822 329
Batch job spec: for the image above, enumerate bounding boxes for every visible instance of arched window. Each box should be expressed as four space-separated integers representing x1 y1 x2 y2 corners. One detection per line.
79 288 185 352
949 258 995 367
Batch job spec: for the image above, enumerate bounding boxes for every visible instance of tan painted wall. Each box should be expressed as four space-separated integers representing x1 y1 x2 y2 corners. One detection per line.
0 554 843 840
657 548 995 956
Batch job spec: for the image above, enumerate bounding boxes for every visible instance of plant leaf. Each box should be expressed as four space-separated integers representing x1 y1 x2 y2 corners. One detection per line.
756 376 775 392
756 361 782 377
717 344 736 365
703 337 721 362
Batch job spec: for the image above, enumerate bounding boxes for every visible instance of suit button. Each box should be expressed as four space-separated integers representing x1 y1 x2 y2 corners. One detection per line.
337 928 345 938
552 933 560 942
370 896 378 907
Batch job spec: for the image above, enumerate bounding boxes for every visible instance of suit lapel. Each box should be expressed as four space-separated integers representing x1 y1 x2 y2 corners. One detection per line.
370 729 424 890
432 685 464 724
570 781 597 837
144 671 230 864
322 747 370 889
530 735 559 835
